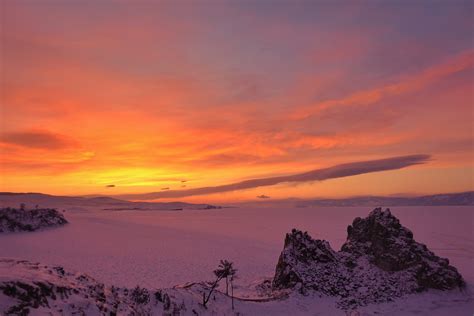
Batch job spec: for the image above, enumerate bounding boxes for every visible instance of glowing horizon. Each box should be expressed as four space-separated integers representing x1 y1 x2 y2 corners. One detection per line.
1 2 473 202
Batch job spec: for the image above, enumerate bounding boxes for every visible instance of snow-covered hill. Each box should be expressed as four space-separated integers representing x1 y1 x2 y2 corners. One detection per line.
0 193 220 212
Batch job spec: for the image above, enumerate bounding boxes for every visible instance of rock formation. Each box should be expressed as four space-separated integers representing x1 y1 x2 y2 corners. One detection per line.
273 208 465 308
0 207 68 232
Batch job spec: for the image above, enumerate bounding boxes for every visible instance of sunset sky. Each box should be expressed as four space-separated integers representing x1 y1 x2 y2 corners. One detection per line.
1 1 473 202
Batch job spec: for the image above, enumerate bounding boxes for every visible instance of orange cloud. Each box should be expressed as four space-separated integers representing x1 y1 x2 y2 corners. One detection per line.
1 2 472 199
115 154 431 200
291 50 474 120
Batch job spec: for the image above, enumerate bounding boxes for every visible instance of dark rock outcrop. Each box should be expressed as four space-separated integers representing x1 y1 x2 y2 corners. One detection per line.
272 208 465 308
341 208 464 290
0 207 68 233
273 229 337 290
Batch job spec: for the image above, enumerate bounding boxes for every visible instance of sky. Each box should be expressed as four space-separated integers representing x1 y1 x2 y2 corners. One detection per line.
1 1 473 202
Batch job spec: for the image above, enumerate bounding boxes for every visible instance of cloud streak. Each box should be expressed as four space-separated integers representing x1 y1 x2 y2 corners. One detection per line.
115 154 430 200
291 51 474 120
0 130 75 150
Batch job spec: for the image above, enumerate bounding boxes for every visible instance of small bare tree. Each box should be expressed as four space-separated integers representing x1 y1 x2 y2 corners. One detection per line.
218 260 236 295
202 259 237 308
230 269 237 310
202 268 224 308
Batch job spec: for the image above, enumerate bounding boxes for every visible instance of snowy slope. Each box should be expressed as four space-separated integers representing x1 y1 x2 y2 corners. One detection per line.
0 258 343 315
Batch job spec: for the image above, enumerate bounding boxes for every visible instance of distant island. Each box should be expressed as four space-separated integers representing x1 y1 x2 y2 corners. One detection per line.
0 206 68 233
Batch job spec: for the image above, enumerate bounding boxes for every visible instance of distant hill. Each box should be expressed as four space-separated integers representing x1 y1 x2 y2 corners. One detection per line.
1 191 471 210
296 191 473 207
233 192 473 208
0 192 221 211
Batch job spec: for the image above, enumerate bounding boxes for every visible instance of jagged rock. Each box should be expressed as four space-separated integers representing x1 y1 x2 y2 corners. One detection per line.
273 229 337 289
341 207 464 290
0 207 68 233
272 208 465 308
342 207 417 270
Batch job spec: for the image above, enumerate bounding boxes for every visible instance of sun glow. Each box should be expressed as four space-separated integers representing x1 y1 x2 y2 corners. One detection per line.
1 2 473 201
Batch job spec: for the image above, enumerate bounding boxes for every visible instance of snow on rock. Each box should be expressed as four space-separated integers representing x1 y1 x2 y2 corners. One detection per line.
1 258 293 316
0 258 219 315
0 207 68 233
0 258 153 315
342 207 464 290
272 207 465 309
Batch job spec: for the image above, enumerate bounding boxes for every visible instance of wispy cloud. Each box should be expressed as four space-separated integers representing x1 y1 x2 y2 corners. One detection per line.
291 50 474 120
0 130 75 150
115 154 430 200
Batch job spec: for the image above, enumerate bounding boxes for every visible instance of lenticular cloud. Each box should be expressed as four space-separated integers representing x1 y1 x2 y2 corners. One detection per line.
116 154 430 200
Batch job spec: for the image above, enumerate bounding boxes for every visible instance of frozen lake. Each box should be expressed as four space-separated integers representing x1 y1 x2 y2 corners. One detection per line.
0 206 472 289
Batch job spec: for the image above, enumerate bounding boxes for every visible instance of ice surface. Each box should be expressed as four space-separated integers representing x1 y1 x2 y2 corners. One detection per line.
0 199 472 314
0 206 472 287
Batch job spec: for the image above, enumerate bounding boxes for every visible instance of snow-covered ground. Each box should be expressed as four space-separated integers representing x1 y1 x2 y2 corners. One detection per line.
0 201 472 314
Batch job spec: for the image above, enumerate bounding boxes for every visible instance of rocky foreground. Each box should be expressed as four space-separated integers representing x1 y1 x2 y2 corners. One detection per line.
0 258 185 315
273 207 465 308
0 207 68 233
0 208 469 315
0 258 254 315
